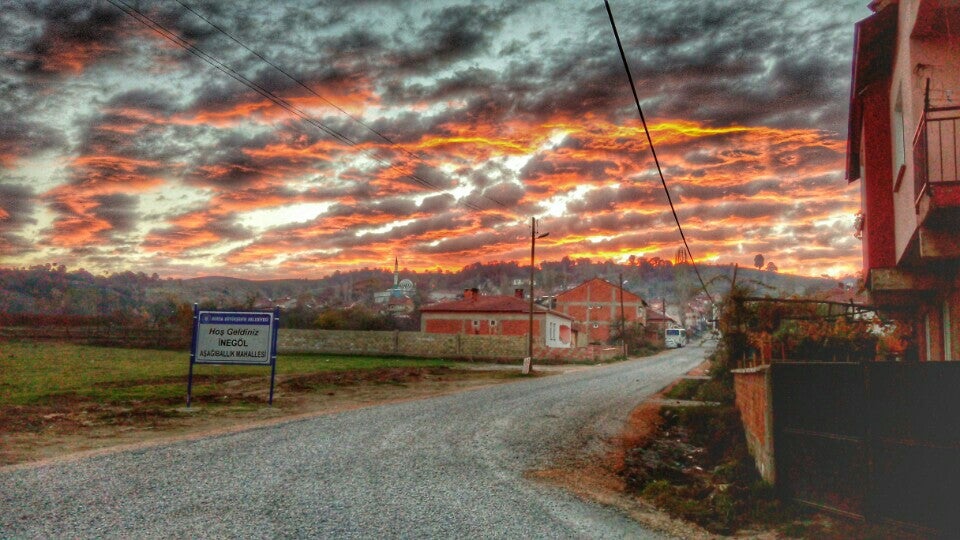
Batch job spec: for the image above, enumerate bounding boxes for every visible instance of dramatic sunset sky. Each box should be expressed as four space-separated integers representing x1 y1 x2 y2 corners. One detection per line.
0 0 872 279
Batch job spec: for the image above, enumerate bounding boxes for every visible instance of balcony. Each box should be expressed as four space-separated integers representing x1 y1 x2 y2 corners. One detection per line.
913 107 960 217
914 107 960 254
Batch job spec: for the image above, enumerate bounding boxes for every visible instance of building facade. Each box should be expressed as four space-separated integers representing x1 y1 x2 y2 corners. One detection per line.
847 0 960 360
420 289 574 348
554 278 647 344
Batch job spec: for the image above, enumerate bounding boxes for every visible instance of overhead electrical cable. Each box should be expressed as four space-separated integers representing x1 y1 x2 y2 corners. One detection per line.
106 0 492 211
172 0 510 210
604 0 712 300
173 0 428 165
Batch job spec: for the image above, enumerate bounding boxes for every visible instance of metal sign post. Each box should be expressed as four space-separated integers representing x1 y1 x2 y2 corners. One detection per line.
187 306 280 408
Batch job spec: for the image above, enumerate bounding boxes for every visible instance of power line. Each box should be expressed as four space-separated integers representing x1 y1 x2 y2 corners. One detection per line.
171 0 511 211
173 0 427 165
105 0 493 212
603 0 712 300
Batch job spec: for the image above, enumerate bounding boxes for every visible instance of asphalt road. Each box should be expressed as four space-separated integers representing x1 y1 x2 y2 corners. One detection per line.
1 343 711 539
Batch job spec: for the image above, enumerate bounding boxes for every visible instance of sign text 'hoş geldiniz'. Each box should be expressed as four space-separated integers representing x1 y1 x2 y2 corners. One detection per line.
195 310 275 365
187 307 280 407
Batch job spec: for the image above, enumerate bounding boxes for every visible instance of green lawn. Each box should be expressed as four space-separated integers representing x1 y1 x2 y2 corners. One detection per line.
0 342 455 406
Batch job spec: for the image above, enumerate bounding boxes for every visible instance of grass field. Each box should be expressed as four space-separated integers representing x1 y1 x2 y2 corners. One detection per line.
1 341 456 407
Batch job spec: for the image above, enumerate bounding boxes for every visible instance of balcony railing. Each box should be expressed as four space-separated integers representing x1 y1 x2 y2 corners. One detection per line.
914 106 960 206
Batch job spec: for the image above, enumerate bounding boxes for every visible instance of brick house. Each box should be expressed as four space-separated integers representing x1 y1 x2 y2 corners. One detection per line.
554 278 647 344
847 0 960 360
420 289 575 348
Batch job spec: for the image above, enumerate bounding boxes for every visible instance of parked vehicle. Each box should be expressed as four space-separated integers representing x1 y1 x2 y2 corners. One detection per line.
665 327 687 348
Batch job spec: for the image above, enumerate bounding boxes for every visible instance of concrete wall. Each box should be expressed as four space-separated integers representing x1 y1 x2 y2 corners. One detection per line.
732 365 775 483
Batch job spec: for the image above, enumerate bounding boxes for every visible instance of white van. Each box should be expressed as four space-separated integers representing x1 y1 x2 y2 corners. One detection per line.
665 327 687 348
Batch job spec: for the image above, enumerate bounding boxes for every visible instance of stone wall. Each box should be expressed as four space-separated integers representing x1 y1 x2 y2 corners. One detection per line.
534 344 620 363
732 365 775 483
278 329 528 361
278 329 617 363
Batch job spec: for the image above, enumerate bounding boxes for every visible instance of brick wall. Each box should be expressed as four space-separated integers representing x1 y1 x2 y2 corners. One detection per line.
422 312 542 337
732 366 775 483
555 278 645 345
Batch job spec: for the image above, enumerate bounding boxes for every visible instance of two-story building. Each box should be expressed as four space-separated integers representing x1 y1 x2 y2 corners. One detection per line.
848 0 960 360
554 278 648 344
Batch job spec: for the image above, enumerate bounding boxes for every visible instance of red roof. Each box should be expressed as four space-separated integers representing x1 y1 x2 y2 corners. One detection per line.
645 308 677 324
421 294 573 321
846 4 898 181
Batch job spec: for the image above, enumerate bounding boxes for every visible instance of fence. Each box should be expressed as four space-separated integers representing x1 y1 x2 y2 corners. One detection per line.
734 361 960 534
0 325 190 350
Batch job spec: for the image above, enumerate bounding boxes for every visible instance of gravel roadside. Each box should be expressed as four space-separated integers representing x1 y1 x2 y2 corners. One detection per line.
1 345 709 538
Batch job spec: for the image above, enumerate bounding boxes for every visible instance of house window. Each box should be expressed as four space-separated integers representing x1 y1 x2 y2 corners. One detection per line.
892 86 907 190
490 320 497 327
472 320 480 329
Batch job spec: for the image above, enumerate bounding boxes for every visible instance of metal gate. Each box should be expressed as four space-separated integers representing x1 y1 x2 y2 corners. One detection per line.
771 362 960 533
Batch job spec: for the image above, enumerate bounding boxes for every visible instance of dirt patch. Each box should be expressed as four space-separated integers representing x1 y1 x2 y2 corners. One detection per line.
528 360 716 539
0 367 529 467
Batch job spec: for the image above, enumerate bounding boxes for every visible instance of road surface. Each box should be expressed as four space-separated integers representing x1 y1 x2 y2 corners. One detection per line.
1 343 710 538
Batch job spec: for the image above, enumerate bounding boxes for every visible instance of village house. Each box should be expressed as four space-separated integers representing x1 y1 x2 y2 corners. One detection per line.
553 278 647 344
847 0 960 360
419 288 575 348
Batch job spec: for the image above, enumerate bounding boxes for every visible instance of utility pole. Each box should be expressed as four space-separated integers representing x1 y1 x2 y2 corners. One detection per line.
619 273 627 357
525 217 548 374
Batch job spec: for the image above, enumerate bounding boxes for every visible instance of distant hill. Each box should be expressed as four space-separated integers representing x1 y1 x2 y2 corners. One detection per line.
0 260 841 322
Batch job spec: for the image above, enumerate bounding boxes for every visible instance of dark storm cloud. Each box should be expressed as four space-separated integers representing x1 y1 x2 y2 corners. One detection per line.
480 181 525 207
565 185 658 214
206 214 253 240
418 193 456 213
770 141 843 170
67 89 194 173
671 178 781 201
0 184 37 253
408 162 458 190
16 1 128 74
0 183 36 228
438 0 861 134
610 0 860 131
416 229 507 255
0 118 65 164
108 89 182 115
90 193 138 235
393 4 507 72
519 152 617 186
